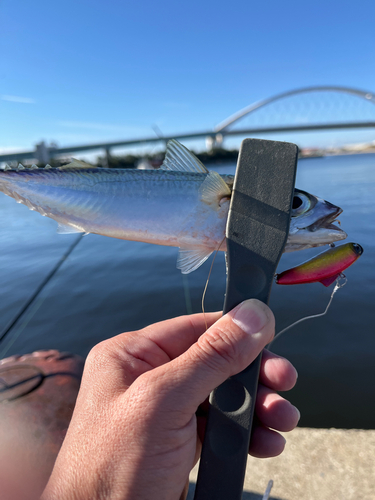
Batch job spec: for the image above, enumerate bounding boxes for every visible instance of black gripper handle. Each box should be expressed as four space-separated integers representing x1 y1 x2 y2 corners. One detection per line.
193 139 298 500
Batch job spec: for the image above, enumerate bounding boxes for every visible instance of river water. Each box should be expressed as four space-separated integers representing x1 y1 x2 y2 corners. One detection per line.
0 153 374 428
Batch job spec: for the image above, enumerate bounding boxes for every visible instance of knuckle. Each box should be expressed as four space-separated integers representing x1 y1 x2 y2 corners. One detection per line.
85 340 112 373
198 325 241 369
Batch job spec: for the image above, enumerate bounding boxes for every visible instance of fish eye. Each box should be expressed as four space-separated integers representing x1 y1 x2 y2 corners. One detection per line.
291 193 311 216
292 196 302 209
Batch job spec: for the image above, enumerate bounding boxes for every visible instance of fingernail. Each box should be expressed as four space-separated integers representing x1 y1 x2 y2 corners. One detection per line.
231 300 269 335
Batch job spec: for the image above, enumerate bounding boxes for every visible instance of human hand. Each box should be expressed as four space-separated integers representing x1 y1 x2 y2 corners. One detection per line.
42 299 299 500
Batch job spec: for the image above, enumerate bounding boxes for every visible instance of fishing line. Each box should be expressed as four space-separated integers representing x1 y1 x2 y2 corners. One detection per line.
0 233 84 357
181 274 193 315
201 236 226 331
269 274 347 350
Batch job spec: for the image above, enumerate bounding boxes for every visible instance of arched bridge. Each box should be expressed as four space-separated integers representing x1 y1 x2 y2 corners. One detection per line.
1 86 375 164
207 85 375 148
215 86 375 131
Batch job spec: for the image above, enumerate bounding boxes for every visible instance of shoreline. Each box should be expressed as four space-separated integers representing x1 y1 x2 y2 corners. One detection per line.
188 427 375 499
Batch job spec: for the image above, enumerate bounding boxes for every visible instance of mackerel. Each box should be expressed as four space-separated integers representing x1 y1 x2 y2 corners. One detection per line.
0 140 347 273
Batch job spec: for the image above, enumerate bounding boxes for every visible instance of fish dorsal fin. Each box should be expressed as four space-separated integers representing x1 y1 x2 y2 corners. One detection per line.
58 159 94 170
177 247 213 274
161 140 208 173
199 171 231 206
319 274 340 287
57 222 85 234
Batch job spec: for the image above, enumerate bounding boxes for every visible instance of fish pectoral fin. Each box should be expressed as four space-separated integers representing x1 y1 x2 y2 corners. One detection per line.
160 140 209 173
57 222 85 234
58 159 94 170
319 274 340 287
199 171 231 207
177 248 213 274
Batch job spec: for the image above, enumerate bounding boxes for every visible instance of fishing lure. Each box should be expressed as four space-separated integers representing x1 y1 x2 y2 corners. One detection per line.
270 243 363 348
276 242 363 287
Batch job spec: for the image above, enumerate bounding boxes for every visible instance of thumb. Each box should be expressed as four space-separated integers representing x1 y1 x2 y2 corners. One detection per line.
153 299 275 413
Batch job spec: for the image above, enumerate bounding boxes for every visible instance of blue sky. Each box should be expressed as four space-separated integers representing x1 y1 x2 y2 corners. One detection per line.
1 0 375 156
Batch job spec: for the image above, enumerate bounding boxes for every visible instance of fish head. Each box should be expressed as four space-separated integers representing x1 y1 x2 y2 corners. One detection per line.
286 189 347 251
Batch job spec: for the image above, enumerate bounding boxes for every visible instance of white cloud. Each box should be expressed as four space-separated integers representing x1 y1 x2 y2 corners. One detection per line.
1 95 36 104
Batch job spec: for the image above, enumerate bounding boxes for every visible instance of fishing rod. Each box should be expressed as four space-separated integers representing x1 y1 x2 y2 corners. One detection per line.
0 233 84 355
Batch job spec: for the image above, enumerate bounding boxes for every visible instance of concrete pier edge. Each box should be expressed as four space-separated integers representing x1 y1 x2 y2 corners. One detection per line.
189 427 375 499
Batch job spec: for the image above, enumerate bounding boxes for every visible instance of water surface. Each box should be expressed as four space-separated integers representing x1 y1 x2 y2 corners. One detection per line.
0 153 374 428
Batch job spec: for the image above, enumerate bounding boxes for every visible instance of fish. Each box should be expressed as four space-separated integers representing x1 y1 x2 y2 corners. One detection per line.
0 140 347 274
276 242 363 286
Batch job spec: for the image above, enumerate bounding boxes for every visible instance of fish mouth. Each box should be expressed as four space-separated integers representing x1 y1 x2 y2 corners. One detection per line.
287 197 347 251
306 206 344 233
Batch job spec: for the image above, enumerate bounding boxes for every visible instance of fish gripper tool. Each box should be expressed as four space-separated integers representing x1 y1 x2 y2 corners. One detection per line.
193 138 298 500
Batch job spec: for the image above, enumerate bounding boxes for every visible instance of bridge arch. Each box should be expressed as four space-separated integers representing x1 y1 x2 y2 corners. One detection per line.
214 86 375 133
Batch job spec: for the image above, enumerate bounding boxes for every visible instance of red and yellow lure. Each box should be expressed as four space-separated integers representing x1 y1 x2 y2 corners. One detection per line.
276 242 363 287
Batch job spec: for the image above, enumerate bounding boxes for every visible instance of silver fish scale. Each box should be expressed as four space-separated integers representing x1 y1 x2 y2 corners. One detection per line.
0 168 210 187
